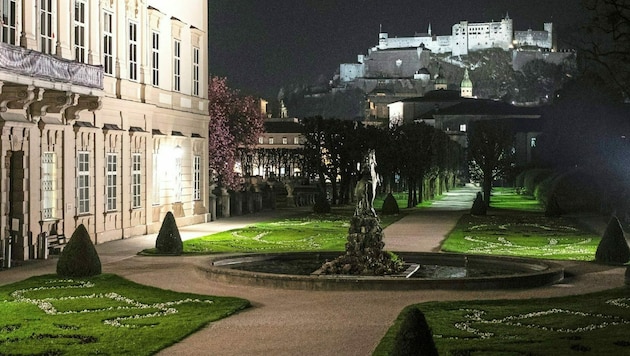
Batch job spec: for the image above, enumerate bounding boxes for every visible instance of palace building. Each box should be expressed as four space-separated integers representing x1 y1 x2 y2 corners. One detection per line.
0 0 209 261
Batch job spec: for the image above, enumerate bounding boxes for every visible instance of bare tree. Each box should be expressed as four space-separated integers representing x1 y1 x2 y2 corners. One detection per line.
581 0 630 97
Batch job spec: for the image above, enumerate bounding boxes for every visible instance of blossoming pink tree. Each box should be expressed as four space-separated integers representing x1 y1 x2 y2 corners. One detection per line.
208 77 265 190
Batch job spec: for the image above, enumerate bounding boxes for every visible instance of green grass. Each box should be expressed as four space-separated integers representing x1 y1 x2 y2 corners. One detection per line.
374 287 630 356
373 192 442 210
180 208 407 254
0 274 249 355
490 187 544 212
441 188 600 261
441 213 600 260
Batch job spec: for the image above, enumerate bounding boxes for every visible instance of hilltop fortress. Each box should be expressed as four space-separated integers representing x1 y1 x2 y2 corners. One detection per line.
340 13 557 83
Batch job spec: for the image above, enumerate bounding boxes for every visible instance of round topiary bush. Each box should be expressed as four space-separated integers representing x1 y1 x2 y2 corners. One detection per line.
56 224 102 278
313 193 331 214
545 194 562 217
523 169 553 196
391 307 438 356
595 216 630 265
548 169 601 214
470 191 487 216
155 211 183 255
381 192 400 215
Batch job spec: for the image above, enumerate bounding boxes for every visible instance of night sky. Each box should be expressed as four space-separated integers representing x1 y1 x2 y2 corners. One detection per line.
208 1 587 99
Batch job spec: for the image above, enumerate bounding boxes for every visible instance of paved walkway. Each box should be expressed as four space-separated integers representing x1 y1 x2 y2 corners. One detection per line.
0 186 627 356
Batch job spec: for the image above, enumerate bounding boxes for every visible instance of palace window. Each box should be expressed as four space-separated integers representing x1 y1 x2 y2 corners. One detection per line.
77 152 90 214
174 154 182 202
192 47 200 96
40 0 55 54
128 21 138 81
103 11 114 75
268 137 274 145
132 153 141 208
152 152 160 205
293 137 299 145
173 40 181 91
1 0 18 45
258 136 264 144
193 155 201 201
106 153 118 211
282 137 287 145
41 152 56 220
151 32 159 86
74 0 86 62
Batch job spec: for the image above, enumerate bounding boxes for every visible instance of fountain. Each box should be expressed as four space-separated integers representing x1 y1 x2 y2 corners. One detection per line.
204 152 564 290
317 150 405 276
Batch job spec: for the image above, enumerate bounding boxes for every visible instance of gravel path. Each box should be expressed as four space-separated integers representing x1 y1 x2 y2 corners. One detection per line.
0 185 626 355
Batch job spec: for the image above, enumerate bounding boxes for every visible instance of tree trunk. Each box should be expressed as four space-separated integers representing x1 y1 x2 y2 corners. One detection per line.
483 175 493 207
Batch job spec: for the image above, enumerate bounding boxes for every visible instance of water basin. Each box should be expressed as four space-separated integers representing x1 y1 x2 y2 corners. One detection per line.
204 251 564 290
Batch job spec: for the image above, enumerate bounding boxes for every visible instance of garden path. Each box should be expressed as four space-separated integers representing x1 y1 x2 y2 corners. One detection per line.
0 185 626 356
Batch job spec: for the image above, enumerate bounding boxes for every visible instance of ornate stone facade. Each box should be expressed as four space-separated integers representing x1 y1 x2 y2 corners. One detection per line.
0 0 209 261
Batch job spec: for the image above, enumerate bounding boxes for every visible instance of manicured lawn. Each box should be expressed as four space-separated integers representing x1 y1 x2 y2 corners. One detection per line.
441 188 600 261
181 208 406 254
374 287 630 356
0 274 249 355
441 213 601 260
490 187 544 212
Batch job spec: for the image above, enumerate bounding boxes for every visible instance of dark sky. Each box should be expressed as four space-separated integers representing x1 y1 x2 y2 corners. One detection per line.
208 1 587 99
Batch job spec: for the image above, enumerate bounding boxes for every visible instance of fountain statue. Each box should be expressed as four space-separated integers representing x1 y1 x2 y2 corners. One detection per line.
319 150 405 275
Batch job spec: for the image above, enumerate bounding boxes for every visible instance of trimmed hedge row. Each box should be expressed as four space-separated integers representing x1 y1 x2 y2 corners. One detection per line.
517 168 602 216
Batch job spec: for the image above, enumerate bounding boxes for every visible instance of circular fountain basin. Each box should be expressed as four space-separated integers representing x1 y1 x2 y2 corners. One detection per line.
204 252 564 291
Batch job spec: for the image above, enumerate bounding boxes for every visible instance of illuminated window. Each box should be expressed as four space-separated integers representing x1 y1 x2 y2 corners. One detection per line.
40 0 55 54
531 137 537 148
41 152 56 219
128 21 138 80
132 153 141 208
173 40 181 91
192 47 200 96
282 137 287 145
460 124 467 132
151 32 159 86
293 137 299 145
74 0 86 62
268 137 274 144
258 136 264 144
193 155 201 201
174 154 182 202
103 11 114 75
106 153 118 211
77 152 90 214
1 0 18 45
152 152 160 205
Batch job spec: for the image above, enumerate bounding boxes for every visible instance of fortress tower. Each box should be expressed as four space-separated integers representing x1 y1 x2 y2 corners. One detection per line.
460 68 473 97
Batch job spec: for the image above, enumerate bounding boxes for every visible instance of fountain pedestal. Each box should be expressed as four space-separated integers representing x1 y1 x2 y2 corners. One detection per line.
319 212 404 276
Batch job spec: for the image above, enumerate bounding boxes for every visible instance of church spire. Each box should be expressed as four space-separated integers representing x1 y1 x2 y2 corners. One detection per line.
428 22 432 36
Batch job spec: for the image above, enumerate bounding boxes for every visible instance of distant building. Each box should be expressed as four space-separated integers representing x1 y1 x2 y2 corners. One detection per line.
340 13 556 84
388 94 543 166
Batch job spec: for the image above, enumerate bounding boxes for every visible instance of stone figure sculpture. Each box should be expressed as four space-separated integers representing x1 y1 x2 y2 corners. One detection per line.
355 149 379 216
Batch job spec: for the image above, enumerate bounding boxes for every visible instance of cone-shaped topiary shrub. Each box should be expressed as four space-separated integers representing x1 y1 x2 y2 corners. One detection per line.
545 194 562 217
313 193 331 214
381 192 400 215
391 307 438 356
56 224 102 277
155 211 183 255
470 191 487 216
595 216 630 265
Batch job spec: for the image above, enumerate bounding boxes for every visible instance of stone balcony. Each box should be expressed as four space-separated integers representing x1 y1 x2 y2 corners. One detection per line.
0 42 103 91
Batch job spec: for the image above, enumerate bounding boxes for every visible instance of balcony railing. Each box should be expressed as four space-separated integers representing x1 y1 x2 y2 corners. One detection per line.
0 42 103 89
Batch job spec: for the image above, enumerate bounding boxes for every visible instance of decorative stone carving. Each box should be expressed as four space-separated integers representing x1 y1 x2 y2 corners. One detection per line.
0 84 44 112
